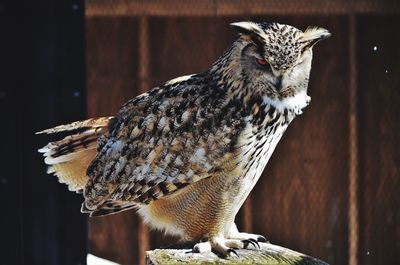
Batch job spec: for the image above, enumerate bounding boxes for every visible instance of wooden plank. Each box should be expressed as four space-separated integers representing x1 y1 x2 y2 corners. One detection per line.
358 15 400 265
89 212 140 264
251 16 350 265
146 243 329 265
137 16 151 265
146 17 232 86
348 15 359 265
86 17 139 116
86 17 141 265
86 0 400 17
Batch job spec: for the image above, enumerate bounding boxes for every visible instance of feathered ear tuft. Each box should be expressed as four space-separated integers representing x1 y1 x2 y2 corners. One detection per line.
230 21 266 50
230 21 263 36
300 27 331 49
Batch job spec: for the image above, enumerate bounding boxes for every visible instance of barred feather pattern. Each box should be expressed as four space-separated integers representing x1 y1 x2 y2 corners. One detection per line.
38 117 110 193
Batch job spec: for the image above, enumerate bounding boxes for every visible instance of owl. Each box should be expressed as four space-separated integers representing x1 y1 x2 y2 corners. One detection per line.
38 21 330 256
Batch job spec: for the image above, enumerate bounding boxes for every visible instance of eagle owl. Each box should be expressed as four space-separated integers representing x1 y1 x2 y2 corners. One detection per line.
38 21 330 256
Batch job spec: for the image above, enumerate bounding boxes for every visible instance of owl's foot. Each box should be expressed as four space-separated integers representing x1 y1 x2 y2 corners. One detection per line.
193 237 250 257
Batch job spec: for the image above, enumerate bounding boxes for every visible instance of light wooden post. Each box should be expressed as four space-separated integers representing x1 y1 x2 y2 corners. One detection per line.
348 14 359 265
146 242 329 265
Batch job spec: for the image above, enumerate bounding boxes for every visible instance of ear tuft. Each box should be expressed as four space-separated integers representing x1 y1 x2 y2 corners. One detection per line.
230 21 263 36
301 27 331 42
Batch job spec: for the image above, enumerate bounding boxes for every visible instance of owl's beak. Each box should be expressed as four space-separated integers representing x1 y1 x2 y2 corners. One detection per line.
275 76 283 91
270 75 283 91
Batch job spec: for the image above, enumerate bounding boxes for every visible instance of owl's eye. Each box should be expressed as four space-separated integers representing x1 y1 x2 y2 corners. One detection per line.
256 58 267 66
255 58 271 71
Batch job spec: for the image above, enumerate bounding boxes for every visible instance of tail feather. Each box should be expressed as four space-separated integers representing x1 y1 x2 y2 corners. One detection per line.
39 128 100 164
36 117 112 135
38 117 111 193
82 200 137 217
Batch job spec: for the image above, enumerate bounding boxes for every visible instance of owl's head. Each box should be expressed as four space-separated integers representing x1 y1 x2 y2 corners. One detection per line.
228 21 330 112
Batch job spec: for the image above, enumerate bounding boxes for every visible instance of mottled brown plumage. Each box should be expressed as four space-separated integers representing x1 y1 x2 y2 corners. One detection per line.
38 21 330 256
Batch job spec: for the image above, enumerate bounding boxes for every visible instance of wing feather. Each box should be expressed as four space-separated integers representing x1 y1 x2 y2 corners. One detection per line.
83 74 246 214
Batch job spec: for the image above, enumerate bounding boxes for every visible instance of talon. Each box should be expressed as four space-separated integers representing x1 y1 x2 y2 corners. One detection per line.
242 239 257 249
242 239 249 249
257 235 268 242
248 238 260 249
228 248 239 257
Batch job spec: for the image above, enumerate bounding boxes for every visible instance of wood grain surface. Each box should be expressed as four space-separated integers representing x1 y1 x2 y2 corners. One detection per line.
146 242 329 265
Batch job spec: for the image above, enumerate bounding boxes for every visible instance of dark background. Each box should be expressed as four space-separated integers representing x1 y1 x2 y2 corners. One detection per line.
1 1 399 265
0 1 87 264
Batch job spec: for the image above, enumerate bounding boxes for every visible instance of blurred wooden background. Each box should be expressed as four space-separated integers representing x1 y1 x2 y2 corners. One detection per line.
84 1 400 265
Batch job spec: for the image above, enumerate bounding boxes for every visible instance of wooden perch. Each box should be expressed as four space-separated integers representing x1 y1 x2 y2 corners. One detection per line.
146 242 329 265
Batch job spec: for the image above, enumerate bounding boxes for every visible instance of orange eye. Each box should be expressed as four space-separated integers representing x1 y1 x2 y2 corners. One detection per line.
256 59 267 66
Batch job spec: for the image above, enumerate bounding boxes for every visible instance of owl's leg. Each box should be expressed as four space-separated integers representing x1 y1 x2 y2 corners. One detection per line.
227 222 268 243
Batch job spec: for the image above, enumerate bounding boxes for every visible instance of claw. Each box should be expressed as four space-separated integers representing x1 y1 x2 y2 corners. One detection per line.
227 248 239 258
242 239 249 249
248 238 260 249
242 239 257 249
257 235 268 242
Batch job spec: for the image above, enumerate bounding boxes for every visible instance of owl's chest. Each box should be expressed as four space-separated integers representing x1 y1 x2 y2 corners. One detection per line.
241 122 288 182
228 109 294 208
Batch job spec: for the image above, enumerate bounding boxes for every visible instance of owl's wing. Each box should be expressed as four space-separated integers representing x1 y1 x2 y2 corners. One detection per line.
83 74 245 215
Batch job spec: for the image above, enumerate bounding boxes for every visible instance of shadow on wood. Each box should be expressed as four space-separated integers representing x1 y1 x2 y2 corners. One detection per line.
146 242 328 265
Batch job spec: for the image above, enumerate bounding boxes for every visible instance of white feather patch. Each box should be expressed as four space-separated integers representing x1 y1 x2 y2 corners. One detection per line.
262 92 310 115
165 74 194 86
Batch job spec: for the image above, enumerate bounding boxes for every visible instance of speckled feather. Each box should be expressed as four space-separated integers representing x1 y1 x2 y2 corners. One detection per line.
83 73 259 212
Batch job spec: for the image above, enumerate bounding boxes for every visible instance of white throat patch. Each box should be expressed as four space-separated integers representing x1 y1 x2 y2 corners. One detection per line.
262 91 310 115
